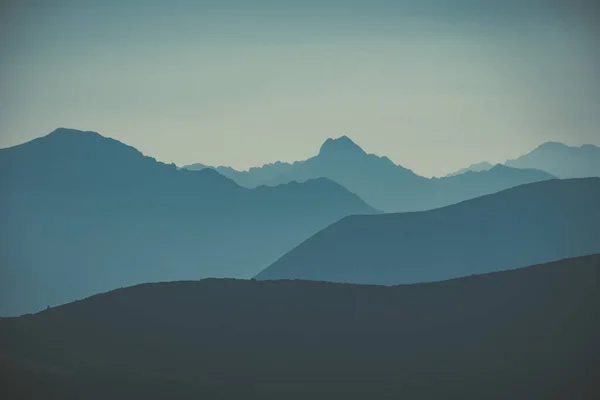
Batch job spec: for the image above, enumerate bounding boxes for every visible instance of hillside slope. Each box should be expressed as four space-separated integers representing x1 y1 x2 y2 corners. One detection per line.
1 255 599 399
256 178 600 284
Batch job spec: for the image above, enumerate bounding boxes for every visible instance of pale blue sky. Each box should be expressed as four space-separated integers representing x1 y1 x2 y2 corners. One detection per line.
1 0 598 176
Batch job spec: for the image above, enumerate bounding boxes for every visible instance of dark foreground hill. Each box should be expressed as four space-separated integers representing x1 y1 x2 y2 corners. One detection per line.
0 128 375 316
256 178 600 284
1 255 599 400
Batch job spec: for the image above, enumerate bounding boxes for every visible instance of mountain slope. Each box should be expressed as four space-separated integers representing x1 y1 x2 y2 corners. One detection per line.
445 161 494 176
0 128 376 316
505 141 600 178
255 178 600 284
185 136 555 212
1 255 599 399
429 164 556 209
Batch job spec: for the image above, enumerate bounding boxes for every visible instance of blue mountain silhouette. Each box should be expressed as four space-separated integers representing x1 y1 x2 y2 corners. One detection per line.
445 161 494 176
255 178 600 284
0 128 376 316
185 136 555 212
505 141 600 178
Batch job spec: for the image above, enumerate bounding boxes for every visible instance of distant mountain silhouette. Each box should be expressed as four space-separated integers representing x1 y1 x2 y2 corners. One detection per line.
255 178 600 284
0 128 375 316
2 255 599 399
505 141 600 178
445 161 494 177
184 136 555 212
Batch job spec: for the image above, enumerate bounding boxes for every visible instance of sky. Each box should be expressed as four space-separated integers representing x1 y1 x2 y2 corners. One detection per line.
0 0 598 177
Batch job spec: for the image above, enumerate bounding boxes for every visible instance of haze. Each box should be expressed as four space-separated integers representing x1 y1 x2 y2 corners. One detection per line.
1 0 599 177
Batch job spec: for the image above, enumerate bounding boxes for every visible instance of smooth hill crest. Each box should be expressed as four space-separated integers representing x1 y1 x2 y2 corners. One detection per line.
2 255 598 399
255 177 600 285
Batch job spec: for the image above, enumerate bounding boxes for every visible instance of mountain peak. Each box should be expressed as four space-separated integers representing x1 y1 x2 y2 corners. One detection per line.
536 141 568 151
318 135 366 157
47 127 103 140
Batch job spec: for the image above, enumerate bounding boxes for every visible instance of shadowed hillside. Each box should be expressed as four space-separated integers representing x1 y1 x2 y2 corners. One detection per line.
256 178 600 284
1 255 599 399
185 136 555 212
0 128 376 316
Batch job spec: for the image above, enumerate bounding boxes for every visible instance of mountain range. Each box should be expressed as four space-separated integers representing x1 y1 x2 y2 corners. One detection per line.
505 141 600 178
2 255 598 399
1 127 599 399
185 136 556 212
2 128 598 316
0 128 375 316
445 161 494 177
256 178 600 284
446 142 600 179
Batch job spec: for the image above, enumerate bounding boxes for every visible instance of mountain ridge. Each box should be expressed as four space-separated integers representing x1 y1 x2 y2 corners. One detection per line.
505 141 600 178
0 128 376 316
184 135 555 211
255 177 600 284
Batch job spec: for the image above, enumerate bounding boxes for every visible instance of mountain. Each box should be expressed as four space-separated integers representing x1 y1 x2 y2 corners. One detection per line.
183 163 266 188
184 136 555 212
445 161 494 176
255 178 600 284
183 162 208 170
0 128 376 316
1 255 599 399
428 164 556 209
505 141 600 178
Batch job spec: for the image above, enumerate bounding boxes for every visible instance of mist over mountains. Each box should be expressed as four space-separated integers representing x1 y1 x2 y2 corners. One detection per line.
446 142 600 179
185 136 556 212
1 126 599 398
2 0 600 395
2 128 599 316
505 142 600 178
0 128 375 316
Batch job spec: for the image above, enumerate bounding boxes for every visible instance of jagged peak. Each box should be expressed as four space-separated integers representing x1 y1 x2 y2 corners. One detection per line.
318 135 366 157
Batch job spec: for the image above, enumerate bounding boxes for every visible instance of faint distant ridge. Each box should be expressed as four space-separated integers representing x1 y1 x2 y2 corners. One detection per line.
505 141 600 178
255 177 600 284
445 161 494 177
185 135 555 212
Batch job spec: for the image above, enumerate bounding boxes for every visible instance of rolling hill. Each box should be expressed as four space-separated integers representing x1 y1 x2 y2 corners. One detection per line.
0 128 376 316
1 255 599 399
255 178 600 284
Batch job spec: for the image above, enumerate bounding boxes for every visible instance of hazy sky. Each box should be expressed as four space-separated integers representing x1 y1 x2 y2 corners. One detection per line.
1 0 598 176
